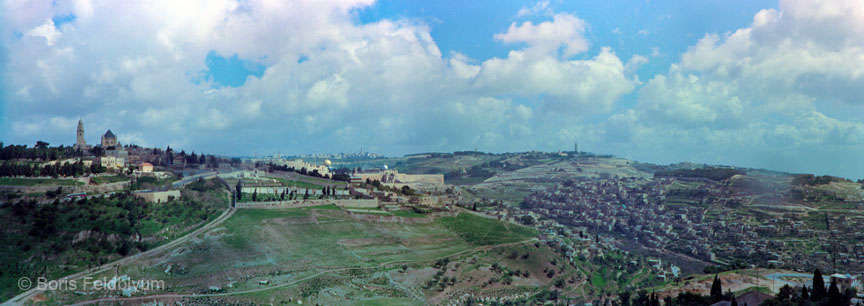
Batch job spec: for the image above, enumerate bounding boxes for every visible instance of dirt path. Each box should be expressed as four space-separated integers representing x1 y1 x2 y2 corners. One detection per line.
63 238 540 305
3 207 237 306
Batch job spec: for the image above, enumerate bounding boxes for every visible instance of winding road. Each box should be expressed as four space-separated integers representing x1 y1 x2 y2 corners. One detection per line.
2 207 236 306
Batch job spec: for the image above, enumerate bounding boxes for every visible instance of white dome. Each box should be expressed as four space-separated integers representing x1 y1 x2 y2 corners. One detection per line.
383 164 389 170
323 159 332 166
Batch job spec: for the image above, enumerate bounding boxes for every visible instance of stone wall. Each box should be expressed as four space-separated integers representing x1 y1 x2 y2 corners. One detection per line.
134 190 181 203
241 186 348 196
236 199 379 209
0 180 128 195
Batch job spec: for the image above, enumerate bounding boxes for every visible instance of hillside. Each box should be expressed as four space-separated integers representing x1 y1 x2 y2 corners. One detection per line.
0 179 229 301
31 207 608 305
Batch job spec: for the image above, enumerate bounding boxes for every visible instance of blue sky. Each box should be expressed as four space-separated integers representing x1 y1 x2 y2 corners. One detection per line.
2 0 863 178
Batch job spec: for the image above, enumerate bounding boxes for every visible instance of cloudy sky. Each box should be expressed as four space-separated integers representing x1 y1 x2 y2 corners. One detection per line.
2 0 863 178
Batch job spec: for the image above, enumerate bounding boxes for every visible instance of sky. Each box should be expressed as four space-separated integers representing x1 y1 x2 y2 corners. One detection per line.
1 0 863 179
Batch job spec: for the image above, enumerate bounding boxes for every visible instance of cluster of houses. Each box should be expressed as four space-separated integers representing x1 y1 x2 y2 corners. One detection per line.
481 174 864 289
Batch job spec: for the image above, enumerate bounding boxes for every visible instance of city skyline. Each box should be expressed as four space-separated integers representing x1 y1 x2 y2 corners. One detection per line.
2 0 863 178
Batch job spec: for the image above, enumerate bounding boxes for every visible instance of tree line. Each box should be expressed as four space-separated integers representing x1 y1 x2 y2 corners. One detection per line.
618 269 855 306
0 160 106 177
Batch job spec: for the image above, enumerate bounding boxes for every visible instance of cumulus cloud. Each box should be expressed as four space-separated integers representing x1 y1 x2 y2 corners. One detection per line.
1 1 635 156
606 0 864 178
494 13 589 57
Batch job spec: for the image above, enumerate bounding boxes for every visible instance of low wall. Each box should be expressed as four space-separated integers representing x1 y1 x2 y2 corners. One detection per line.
236 199 379 209
241 186 348 196
0 180 128 194
134 190 181 203
83 181 129 193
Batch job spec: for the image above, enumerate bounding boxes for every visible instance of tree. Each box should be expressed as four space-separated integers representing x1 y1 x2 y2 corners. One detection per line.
401 185 414 195
236 180 243 201
92 146 104 157
800 285 809 301
710 274 723 302
618 291 630 306
827 280 843 306
252 189 257 202
777 284 795 301
303 188 309 200
812 269 827 301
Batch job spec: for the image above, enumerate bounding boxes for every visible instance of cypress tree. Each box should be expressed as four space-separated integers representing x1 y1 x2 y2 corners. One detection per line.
801 285 809 301
812 269 827 300
827 280 843 306
710 274 723 302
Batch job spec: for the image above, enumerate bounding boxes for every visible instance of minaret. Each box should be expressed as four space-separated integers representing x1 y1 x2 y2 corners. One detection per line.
75 119 86 149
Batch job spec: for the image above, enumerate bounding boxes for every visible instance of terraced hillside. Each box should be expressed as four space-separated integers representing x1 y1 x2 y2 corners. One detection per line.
28 207 607 305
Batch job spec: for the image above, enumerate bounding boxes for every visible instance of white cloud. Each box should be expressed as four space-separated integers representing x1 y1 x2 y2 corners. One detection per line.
606 0 864 178
516 0 550 18
26 19 60 46
2 2 635 156
494 13 589 58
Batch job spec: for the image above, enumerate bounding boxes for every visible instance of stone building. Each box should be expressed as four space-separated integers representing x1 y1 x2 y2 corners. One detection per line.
73 119 90 150
101 130 117 148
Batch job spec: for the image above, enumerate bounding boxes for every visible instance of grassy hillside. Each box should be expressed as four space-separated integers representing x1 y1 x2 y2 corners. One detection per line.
0 177 83 186
39 207 576 305
0 179 228 301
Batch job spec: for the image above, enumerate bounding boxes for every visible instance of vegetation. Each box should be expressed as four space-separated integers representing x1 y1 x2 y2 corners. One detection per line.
0 179 228 301
90 174 129 184
270 177 325 189
654 167 745 181
130 174 177 190
0 160 107 178
438 213 536 245
792 174 848 186
0 177 82 186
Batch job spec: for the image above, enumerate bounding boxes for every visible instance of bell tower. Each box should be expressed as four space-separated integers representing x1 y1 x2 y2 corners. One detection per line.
75 119 86 149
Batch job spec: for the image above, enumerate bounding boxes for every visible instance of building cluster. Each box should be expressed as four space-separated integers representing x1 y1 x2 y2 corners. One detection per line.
68 119 191 176
514 175 864 278
71 119 132 171
351 168 445 192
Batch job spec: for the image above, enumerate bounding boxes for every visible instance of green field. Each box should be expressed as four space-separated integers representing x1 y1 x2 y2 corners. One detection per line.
437 213 537 245
0 177 82 186
270 177 330 189
90 174 129 184
390 210 428 218
38 204 583 305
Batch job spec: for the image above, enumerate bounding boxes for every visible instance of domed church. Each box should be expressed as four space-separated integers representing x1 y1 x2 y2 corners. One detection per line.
101 130 117 148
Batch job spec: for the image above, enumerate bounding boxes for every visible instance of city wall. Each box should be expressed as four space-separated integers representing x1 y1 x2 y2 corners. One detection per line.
236 199 379 209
